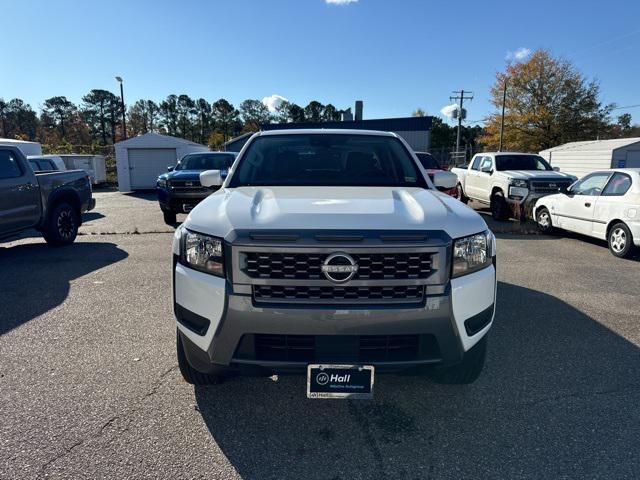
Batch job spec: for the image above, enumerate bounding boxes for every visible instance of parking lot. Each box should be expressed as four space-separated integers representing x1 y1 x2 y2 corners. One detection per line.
1 192 639 479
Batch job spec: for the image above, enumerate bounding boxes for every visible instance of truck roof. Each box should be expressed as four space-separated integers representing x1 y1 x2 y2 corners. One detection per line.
475 152 540 156
256 128 397 137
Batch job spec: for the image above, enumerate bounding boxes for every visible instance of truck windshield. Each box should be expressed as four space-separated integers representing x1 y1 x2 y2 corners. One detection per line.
175 154 235 171
495 154 552 171
228 134 427 188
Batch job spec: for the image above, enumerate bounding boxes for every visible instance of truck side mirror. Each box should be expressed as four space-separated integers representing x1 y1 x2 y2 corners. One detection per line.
432 171 457 190
200 169 223 188
167 166 174 172
481 164 492 173
553 166 560 172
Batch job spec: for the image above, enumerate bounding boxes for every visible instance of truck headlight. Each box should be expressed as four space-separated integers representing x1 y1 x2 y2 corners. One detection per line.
510 179 528 188
452 231 493 278
181 230 224 277
157 178 167 188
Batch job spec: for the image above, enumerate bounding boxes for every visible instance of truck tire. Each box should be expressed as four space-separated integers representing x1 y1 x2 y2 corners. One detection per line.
608 222 635 258
455 183 469 204
430 335 487 385
535 207 554 234
490 192 509 221
163 210 177 225
43 202 79 246
176 330 225 385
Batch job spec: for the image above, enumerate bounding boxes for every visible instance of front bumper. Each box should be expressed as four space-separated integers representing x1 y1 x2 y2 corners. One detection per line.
158 188 212 212
85 197 96 212
173 261 497 374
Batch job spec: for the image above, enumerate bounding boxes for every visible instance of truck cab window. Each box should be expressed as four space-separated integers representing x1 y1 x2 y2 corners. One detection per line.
0 151 23 179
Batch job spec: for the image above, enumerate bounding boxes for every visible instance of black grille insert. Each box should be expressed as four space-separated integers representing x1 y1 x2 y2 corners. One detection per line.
244 252 432 280
530 180 573 194
253 285 424 304
249 334 435 363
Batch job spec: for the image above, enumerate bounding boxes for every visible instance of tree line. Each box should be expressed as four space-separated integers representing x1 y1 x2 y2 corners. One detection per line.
2 49 637 156
0 93 345 151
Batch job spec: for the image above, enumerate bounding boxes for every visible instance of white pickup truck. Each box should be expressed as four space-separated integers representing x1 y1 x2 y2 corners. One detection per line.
452 152 577 220
171 129 497 398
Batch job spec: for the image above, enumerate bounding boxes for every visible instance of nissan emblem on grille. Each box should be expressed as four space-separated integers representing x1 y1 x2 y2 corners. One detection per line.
321 252 359 283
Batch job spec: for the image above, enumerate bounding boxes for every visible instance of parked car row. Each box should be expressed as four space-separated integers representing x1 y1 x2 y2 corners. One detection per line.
448 151 639 258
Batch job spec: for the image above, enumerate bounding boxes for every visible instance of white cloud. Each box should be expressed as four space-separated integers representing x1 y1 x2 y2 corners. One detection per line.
325 0 358 5
440 104 459 118
506 47 532 62
262 94 288 112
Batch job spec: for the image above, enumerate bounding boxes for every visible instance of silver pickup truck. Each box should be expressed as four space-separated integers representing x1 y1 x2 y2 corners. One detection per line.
0 146 95 245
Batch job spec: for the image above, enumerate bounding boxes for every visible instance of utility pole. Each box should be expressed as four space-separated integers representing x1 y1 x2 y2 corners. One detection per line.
450 90 474 154
115 76 127 140
498 80 507 151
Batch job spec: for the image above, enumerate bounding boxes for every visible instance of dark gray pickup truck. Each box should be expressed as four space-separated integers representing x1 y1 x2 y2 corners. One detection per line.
0 146 95 245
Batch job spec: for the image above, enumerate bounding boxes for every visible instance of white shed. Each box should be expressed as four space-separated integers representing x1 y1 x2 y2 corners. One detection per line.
0 138 42 156
57 154 107 184
115 133 210 191
539 138 640 178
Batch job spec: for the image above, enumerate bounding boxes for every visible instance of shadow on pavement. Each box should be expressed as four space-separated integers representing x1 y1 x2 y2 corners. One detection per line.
0 242 128 335
82 211 105 223
194 282 640 479
123 191 157 201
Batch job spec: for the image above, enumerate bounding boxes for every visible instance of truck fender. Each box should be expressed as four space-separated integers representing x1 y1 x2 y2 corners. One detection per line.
42 188 83 228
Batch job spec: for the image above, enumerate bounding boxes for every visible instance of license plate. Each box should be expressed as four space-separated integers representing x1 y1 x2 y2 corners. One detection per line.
182 204 194 213
307 364 374 399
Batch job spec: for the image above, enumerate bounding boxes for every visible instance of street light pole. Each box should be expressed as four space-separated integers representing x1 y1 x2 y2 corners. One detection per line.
115 76 127 140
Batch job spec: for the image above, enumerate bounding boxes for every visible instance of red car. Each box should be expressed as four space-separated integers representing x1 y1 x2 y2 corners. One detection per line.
415 152 457 197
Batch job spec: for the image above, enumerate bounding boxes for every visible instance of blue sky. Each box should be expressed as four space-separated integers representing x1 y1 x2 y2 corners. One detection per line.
4 0 640 124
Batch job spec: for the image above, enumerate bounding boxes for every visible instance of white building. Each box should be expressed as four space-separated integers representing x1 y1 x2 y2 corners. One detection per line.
539 138 640 178
115 133 209 191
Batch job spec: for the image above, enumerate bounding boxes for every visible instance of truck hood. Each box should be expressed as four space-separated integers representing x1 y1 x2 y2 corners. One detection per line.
184 186 488 239
498 170 576 181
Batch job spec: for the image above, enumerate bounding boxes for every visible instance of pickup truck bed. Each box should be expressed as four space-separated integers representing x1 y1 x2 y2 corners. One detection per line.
0 146 95 245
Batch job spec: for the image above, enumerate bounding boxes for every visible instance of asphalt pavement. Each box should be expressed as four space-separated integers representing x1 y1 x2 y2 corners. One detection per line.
1 192 639 479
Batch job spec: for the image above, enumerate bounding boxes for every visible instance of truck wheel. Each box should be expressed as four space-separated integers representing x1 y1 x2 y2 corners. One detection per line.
176 330 225 385
430 335 487 385
536 207 554 234
455 184 469 204
43 202 79 246
163 210 177 225
490 192 509 221
608 222 634 258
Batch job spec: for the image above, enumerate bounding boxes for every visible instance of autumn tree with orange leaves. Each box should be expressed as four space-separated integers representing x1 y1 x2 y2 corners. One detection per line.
481 49 612 152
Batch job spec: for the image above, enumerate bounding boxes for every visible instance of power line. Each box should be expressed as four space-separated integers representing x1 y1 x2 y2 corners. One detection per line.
611 104 640 111
449 90 474 152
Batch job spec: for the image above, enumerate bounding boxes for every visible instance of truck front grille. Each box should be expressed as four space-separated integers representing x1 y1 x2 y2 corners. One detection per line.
253 284 424 304
169 180 207 191
249 334 435 363
530 180 573 194
244 252 432 280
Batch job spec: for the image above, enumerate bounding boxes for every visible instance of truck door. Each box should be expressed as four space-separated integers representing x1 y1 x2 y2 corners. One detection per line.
0 149 41 235
475 157 494 203
464 156 483 199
